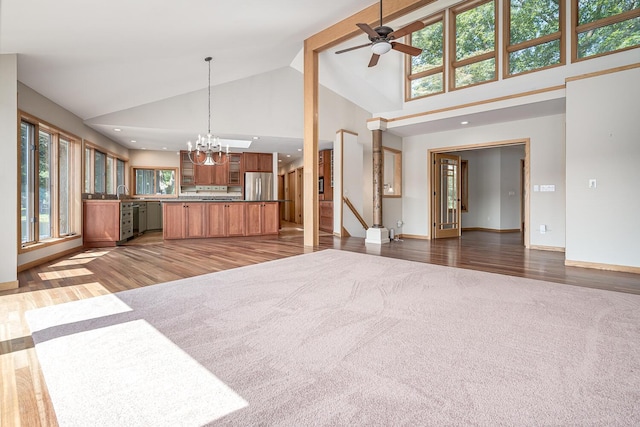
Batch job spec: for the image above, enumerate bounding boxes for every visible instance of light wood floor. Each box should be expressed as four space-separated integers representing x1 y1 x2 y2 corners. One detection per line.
2 225 639 426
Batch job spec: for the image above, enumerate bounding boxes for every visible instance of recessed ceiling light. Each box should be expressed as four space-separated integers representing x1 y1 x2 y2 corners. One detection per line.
253 136 259 140
163 147 167 150
461 121 469 125
114 128 122 132
278 159 282 162
286 154 291 157
130 140 136 143
141 148 146 150
297 148 302 152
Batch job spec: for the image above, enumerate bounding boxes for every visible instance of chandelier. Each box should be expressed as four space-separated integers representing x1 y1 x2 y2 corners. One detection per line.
187 57 228 166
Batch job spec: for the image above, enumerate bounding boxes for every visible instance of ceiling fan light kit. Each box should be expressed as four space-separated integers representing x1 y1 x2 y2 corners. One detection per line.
335 0 425 67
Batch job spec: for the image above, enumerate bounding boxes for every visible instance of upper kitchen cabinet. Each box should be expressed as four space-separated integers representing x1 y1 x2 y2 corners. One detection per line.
180 151 195 187
228 153 242 187
194 153 229 186
243 153 272 172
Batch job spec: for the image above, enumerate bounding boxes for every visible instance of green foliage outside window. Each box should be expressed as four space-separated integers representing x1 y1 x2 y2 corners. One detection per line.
410 20 444 98
455 1 495 61
577 0 640 59
454 1 496 88
578 0 639 25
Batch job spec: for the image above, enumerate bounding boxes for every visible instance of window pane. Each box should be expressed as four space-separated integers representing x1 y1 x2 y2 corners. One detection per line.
106 156 115 194
155 170 176 195
117 159 125 188
39 131 52 240
411 20 443 74
509 39 561 74
136 169 155 195
455 57 496 88
578 0 640 25
21 122 35 244
455 1 495 61
411 72 444 98
577 16 640 58
84 147 91 193
510 0 560 44
94 150 106 193
59 138 70 235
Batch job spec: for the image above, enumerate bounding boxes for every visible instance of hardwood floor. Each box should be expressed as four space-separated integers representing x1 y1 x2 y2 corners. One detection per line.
2 225 639 426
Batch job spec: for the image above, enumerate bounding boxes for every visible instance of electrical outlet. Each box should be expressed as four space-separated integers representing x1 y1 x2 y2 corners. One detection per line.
589 179 597 189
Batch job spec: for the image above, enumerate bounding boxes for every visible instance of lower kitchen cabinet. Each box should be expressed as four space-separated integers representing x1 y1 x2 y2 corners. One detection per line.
163 201 278 239
206 203 245 237
163 202 206 239
319 201 333 233
83 200 133 247
245 202 279 236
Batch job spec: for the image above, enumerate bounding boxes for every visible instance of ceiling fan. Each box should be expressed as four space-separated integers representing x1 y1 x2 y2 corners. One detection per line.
335 0 426 67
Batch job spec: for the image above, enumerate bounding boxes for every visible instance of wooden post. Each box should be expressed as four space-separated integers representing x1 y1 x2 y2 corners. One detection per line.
372 129 383 228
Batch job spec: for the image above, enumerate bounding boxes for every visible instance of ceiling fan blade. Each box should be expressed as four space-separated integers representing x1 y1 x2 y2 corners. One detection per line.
388 21 426 40
391 42 423 56
335 42 373 54
368 54 380 68
357 23 381 39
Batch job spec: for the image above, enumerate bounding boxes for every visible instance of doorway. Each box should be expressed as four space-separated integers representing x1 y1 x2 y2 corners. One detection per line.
429 139 530 247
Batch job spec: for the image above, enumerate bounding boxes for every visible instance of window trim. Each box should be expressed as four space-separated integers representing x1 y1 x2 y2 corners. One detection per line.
131 166 179 198
571 1 640 62
448 0 498 92
503 0 566 78
405 12 445 101
18 111 82 252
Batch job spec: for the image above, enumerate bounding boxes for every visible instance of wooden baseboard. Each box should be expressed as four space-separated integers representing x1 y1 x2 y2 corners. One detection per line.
462 227 521 233
399 234 429 240
17 247 84 273
530 245 565 252
0 280 19 291
565 259 640 274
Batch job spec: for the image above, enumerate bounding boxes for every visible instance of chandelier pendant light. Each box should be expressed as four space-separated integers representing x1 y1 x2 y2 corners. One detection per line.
187 57 229 166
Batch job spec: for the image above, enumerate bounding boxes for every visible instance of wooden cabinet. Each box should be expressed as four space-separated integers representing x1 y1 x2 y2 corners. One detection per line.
319 149 333 201
319 201 333 233
83 200 133 247
227 153 242 186
163 202 206 239
243 153 272 172
245 202 279 236
194 153 229 186
180 151 195 187
206 202 245 237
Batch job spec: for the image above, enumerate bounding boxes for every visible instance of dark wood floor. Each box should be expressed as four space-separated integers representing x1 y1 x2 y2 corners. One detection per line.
2 226 639 426
12 225 640 296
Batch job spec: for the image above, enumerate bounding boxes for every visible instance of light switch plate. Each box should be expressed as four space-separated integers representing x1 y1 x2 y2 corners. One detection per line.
589 179 597 189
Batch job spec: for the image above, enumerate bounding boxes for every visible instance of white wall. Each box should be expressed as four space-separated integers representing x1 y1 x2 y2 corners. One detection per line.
129 150 180 168
0 54 18 286
19 83 129 159
566 67 640 268
403 114 565 247
339 132 366 238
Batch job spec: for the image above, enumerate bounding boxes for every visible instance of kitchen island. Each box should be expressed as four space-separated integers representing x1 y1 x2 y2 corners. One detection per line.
162 200 280 240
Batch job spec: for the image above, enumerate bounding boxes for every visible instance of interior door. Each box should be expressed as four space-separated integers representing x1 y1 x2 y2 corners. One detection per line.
433 153 461 239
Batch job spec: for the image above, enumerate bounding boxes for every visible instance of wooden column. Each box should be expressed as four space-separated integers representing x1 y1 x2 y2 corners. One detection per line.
303 42 319 247
372 129 383 228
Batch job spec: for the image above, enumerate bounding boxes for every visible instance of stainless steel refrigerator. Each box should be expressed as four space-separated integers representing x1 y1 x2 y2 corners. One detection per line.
244 172 274 201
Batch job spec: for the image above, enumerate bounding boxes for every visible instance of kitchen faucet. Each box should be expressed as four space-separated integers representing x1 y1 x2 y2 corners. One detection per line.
116 184 129 200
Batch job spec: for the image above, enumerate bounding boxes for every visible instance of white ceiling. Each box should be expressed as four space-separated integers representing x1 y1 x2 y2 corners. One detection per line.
1 0 566 165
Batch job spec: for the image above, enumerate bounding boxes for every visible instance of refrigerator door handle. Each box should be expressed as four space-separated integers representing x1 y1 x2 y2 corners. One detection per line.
258 178 262 200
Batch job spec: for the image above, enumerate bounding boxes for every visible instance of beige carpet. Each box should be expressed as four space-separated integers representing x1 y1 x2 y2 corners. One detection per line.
26 249 640 426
